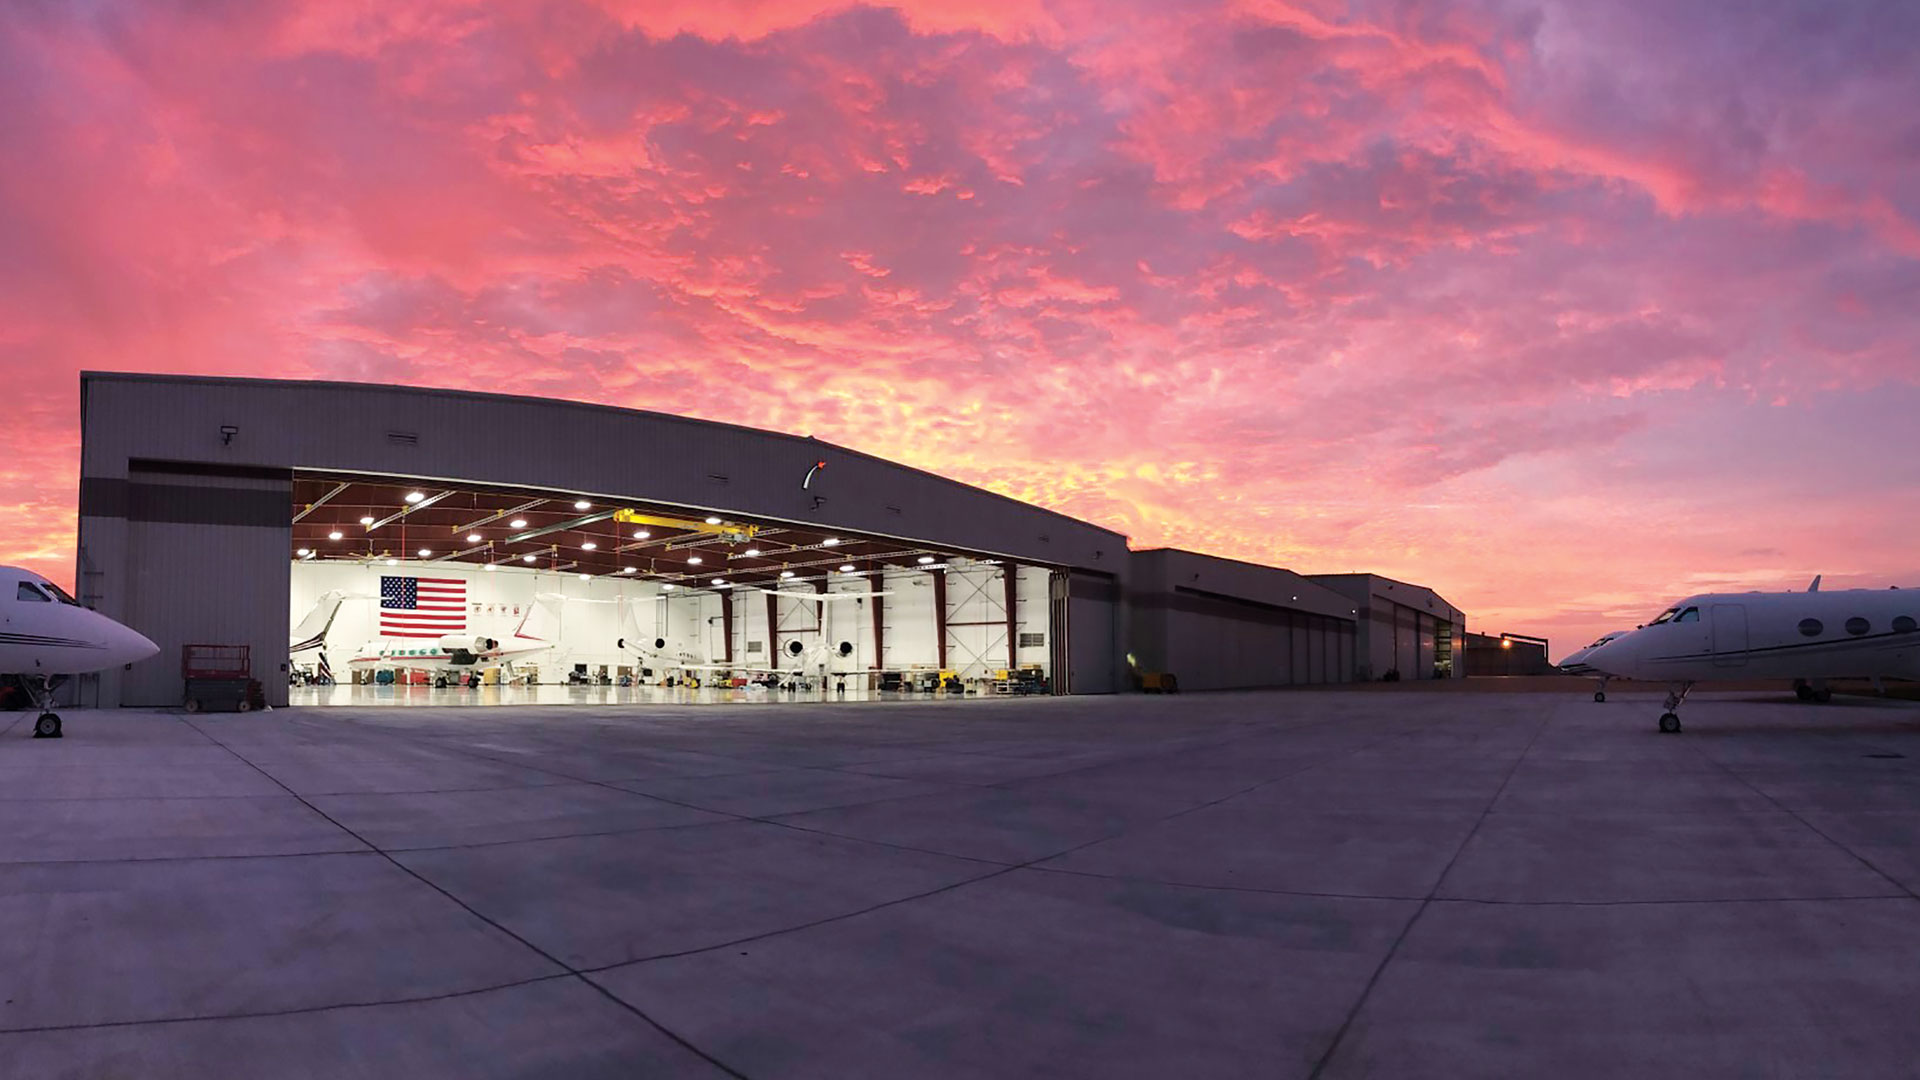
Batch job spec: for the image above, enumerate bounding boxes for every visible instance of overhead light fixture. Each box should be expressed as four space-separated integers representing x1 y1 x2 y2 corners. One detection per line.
579 573 591 581
467 533 482 543
359 516 375 526
633 529 650 539
661 583 676 592
483 564 497 572
328 531 343 541
704 516 722 525
621 567 636 574
405 492 425 504
418 548 431 557
510 519 528 529
744 548 760 557
295 547 309 557
917 555 935 565
822 537 840 546
574 500 591 510
581 541 596 550
687 555 702 565
523 554 537 563
385 558 398 566
839 564 855 573
711 578 724 586
780 570 795 579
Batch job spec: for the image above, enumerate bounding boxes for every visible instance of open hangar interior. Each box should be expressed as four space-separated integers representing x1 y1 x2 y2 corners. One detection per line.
73 373 1462 710
284 475 1057 700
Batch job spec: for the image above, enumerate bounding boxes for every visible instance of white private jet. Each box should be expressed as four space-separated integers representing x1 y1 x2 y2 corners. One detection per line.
2 565 159 738
1557 631 1631 701
348 593 563 688
1582 582 1920 733
616 587 882 689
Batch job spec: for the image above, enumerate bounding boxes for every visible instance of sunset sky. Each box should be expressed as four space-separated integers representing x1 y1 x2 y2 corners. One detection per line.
4 0 1917 658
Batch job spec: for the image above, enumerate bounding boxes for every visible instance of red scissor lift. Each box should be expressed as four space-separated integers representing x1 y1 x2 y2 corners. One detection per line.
182 645 266 713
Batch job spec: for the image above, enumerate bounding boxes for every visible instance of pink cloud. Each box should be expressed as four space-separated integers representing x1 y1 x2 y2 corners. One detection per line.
2 0 1917 656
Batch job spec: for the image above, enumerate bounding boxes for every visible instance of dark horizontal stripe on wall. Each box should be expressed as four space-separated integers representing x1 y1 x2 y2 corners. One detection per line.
128 458 295 482
1135 585 1357 629
79 477 290 527
1068 571 1120 603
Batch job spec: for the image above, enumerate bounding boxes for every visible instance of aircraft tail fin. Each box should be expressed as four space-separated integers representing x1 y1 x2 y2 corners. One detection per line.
291 590 346 653
1809 575 1822 593
516 592 566 642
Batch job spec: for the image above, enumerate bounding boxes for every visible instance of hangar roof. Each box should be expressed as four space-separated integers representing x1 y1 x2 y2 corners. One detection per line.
81 372 1127 576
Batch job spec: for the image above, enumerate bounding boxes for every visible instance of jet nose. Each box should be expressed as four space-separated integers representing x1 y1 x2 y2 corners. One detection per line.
110 624 160 668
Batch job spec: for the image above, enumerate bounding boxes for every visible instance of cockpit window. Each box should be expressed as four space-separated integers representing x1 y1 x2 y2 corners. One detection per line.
38 581 80 606
1675 607 1701 623
1649 608 1679 625
16 582 51 602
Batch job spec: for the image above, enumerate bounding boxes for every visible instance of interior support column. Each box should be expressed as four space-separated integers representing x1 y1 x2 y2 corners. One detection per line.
868 571 885 671
1004 561 1018 671
766 591 780 664
932 568 948 671
721 590 734 665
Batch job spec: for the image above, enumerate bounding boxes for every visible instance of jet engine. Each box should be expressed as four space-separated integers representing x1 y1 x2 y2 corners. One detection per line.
438 635 498 656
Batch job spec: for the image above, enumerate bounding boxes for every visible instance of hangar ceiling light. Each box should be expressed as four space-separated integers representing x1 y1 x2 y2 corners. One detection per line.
574 500 591 510
704 516 722 525
359 516 375 526
633 530 650 539
744 548 760 557
467 533 481 543
483 564 496 572
385 558 397 566
510 519 528 529
622 567 636 573
711 578 724 586
687 556 703 565
582 541 596 550
328 531 342 540
295 547 309 556
418 548 431 557
780 570 794 579
522 554 536 563
405 492 425 503
917 555 934 564
579 573 590 581
661 583 676 591
822 537 840 546
839 563 855 572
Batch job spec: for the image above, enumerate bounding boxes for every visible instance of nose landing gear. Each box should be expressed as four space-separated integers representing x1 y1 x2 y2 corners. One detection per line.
21 676 65 738
1657 681 1694 734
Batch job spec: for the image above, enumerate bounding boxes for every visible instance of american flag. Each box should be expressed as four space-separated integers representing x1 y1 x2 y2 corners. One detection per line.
380 576 467 638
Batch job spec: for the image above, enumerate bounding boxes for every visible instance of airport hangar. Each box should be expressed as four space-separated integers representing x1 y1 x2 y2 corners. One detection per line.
73 373 1465 709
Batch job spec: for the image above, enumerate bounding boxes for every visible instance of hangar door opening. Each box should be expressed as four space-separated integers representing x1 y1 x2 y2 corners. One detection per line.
285 475 1058 705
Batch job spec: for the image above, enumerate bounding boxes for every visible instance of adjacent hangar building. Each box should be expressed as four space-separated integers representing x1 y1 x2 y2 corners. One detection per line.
75 373 1464 708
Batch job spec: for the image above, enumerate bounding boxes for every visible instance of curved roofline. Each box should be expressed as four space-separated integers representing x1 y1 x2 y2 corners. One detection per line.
80 371 1126 541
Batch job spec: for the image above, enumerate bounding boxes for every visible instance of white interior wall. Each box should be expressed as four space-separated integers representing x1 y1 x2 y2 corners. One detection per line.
293 561 678 677
293 556 1054 683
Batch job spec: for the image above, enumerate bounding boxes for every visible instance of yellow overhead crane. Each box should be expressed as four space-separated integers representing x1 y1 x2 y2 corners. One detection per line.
613 508 760 543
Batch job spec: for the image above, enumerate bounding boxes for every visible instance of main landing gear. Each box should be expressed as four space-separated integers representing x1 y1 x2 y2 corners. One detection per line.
1793 679 1832 704
21 676 64 739
1657 681 1694 734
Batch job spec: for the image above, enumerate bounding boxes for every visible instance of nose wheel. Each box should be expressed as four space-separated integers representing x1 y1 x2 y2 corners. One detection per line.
1655 681 1694 734
32 712 62 739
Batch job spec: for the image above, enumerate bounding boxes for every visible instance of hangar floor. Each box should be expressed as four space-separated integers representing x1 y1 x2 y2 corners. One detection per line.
6 688 1920 1077
288 683 972 707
